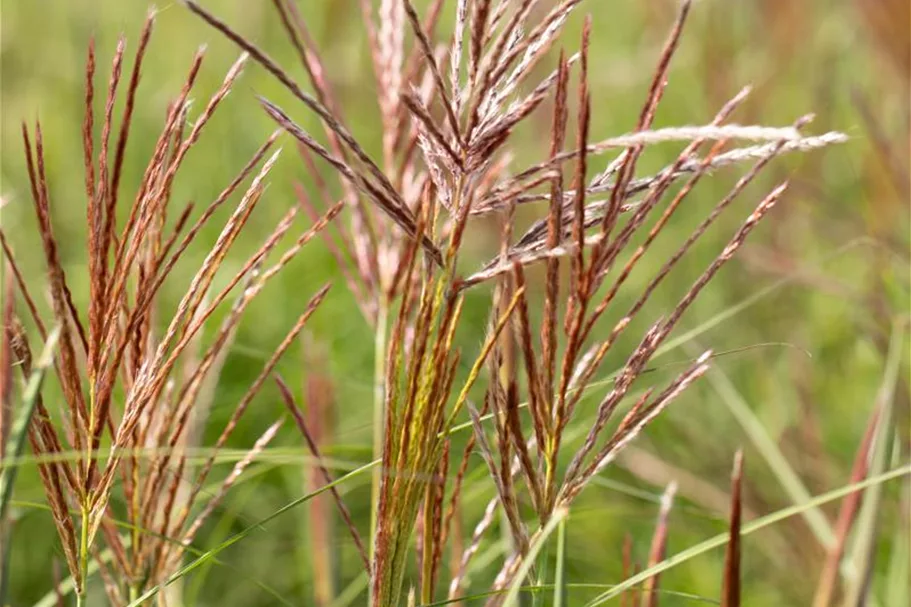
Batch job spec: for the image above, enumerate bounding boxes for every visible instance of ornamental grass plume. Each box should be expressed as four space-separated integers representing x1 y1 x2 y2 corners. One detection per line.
183 0 846 605
2 0 854 605
1 9 336 605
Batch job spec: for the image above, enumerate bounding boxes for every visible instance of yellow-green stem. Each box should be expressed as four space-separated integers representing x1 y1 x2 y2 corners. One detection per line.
77 502 89 607
420 484 434 604
78 385 96 607
543 438 558 512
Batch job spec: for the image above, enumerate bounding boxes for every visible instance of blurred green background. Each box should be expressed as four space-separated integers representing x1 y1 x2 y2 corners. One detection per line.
1 1 908 605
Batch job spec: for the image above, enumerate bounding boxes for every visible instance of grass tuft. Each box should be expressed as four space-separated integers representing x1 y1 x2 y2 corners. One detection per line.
6 0 896 605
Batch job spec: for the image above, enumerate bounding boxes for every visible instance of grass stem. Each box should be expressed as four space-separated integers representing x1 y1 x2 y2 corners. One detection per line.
421 483 435 604
77 503 89 607
369 298 389 561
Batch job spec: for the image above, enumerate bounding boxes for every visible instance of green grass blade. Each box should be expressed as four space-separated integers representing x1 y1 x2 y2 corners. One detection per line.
554 517 567 607
329 571 369 607
884 507 909 607
0 327 59 606
697 339 881 598
583 464 911 606
185 472 270 605
423 584 719 606
125 459 379 606
503 508 567 607
32 542 130 607
842 325 904 606
0 326 60 521
15 497 294 607
701 360 836 547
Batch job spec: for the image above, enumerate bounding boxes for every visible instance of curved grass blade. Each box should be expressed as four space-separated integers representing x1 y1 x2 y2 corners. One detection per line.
125 459 379 606
553 517 567 607
0 326 60 604
0 326 60 519
424 584 720 606
183 471 274 605
329 571 369 607
884 512 909 607
502 508 568 607
18 495 294 607
812 395 885 606
699 352 837 549
842 325 905 606
582 464 911 606
33 536 130 607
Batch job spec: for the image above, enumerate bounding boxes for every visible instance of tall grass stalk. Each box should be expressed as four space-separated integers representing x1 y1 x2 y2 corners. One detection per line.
370 299 389 559
183 0 847 603
584 465 911 607
3 0 868 604
2 10 336 602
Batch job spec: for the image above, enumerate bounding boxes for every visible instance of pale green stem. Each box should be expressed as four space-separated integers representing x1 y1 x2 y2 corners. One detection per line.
420 484 434 604
77 503 89 607
78 380 96 607
369 299 389 561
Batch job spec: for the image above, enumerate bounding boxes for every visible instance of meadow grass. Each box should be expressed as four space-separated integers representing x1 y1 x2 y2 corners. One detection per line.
1 1 907 606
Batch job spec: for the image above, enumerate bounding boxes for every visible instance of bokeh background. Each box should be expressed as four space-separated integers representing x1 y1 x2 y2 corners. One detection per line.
1 1 908 605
